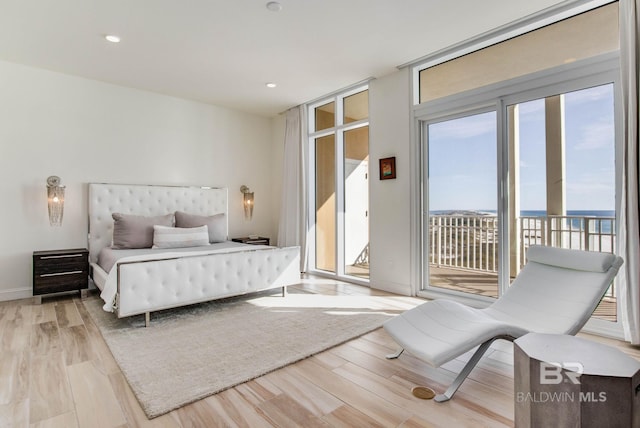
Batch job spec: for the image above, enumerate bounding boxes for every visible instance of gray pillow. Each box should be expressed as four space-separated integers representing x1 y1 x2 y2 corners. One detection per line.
112 213 174 249
175 211 226 243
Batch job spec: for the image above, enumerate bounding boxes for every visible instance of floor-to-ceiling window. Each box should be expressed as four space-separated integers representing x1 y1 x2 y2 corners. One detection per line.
414 2 621 333
309 86 370 282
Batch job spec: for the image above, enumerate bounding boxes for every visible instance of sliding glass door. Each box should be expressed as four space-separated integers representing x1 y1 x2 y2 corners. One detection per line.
344 126 370 279
507 83 616 320
420 79 619 330
425 111 499 298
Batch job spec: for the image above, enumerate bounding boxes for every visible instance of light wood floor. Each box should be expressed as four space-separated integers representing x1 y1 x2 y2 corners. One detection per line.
2 276 639 428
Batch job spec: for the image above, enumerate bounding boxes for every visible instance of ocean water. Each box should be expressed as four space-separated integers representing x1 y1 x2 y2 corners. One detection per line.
520 210 615 218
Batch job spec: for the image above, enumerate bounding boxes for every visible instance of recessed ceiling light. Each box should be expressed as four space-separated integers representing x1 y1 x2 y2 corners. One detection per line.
105 35 121 43
266 1 282 12
266 82 277 88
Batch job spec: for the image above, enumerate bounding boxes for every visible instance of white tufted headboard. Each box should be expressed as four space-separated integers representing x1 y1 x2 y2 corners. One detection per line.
88 183 228 263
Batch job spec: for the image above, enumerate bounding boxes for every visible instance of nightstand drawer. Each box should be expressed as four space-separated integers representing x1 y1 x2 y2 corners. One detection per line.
33 271 88 295
34 252 88 274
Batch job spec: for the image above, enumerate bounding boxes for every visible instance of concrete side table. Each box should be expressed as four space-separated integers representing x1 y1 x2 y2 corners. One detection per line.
514 333 640 428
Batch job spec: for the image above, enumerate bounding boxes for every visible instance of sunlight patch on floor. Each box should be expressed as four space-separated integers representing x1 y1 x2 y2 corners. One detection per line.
247 292 417 313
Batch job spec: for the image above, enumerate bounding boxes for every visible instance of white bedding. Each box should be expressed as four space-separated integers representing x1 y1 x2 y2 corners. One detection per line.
97 241 248 273
99 243 269 312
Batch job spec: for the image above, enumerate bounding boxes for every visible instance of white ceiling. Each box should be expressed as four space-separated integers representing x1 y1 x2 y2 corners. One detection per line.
0 0 567 117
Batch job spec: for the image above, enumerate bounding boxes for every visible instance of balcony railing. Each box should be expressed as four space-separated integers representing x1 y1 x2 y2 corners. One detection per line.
519 215 616 261
428 214 616 296
429 215 499 272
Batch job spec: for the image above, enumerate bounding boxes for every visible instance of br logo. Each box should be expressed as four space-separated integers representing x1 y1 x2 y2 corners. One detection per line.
539 362 584 384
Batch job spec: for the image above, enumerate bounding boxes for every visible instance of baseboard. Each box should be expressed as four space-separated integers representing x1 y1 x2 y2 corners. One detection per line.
370 280 412 296
0 287 32 302
0 281 98 303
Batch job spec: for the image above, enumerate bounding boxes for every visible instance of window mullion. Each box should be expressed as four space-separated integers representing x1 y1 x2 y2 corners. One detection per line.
335 98 346 277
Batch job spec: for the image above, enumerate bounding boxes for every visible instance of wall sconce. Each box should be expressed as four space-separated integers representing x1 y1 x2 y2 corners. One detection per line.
46 176 65 226
240 185 254 220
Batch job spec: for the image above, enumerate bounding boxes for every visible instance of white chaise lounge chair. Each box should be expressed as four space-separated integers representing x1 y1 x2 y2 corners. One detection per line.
383 245 623 402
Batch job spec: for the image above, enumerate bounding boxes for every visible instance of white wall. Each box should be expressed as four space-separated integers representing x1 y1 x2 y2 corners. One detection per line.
368 69 413 295
0 60 279 300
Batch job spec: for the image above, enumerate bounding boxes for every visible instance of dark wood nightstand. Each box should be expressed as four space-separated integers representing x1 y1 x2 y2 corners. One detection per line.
33 248 89 304
232 236 270 246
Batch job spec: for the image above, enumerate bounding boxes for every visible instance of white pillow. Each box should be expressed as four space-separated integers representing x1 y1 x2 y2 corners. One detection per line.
152 225 210 249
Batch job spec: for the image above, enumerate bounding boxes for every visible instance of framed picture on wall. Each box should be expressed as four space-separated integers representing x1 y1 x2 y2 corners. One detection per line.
379 157 396 180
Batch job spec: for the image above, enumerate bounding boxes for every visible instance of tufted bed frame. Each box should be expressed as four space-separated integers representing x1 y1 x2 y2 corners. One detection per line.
88 183 301 326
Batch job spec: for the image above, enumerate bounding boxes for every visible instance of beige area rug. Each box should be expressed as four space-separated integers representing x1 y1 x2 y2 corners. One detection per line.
83 289 409 418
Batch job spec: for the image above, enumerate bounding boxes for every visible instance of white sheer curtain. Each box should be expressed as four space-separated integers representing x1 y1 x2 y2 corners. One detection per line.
277 105 309 271
618 0 640 344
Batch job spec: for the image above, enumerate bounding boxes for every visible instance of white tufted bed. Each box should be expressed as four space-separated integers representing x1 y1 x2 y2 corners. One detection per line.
88 183 300 326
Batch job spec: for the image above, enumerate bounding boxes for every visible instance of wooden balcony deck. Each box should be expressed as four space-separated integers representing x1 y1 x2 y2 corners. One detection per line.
429 265 616 322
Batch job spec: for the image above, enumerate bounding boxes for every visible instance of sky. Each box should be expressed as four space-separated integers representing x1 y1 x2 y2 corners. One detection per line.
428 84 615 213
